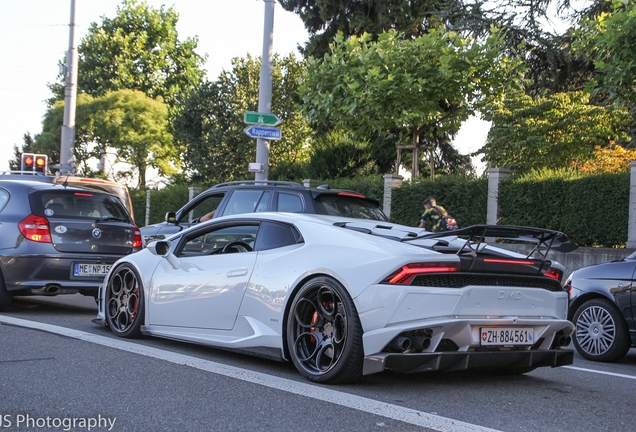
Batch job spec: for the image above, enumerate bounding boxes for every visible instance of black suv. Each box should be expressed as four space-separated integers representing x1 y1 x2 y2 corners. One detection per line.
141 180 388 244
0 180 142 311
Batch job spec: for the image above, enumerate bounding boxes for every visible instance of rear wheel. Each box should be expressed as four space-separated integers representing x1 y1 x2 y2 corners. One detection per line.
0 272 12 312
572 298 630 362
286 276 363 384
105 264 144 338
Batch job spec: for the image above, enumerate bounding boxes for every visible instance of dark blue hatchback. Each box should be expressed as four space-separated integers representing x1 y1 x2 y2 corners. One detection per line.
0 180 142 311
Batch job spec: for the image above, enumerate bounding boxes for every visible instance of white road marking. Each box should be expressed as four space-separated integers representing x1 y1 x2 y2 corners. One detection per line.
563 365 636 380
0 315 498 432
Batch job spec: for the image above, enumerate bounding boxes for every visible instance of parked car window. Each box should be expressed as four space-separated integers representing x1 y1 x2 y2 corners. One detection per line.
314 194 387 220
188 193 225 222
32 190 130 221
255 191 270 212
224 190 263 216
254 221 300 251
0 188 9 212
277 192 303 213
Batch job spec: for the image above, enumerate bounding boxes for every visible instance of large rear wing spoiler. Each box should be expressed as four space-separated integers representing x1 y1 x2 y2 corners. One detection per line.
416 225 578 259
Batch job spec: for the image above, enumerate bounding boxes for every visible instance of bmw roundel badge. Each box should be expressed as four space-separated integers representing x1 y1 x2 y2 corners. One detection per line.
92 228 102 239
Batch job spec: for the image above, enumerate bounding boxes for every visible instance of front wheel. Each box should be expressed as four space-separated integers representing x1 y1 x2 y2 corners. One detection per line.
105 264 144 338
572 298 630 362
286 276 363 384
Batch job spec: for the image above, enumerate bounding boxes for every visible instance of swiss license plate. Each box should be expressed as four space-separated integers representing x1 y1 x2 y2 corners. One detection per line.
73 263 111 277
480 327 534 346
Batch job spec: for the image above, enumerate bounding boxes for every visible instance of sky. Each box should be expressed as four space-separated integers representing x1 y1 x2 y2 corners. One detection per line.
0 0 489 175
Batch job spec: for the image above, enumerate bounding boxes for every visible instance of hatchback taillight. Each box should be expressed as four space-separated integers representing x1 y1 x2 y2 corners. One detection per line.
132 225 143 249
19 214 52 243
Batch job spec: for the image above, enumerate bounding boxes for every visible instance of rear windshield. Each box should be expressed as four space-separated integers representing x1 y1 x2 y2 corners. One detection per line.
30 190 131 222
313 194 388 221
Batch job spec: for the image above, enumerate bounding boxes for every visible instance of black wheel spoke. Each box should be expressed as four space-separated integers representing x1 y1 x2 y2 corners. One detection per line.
288 280 351 378
105 265 143 337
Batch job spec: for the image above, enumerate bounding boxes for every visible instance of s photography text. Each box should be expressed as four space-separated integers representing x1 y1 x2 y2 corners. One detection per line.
0 414 116 431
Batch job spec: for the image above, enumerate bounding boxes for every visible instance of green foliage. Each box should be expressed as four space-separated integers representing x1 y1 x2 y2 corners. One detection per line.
279 0 446 58
574 1 636 105
32 93 103 177
300 29 525 177
131 184 196 226
498 170 629 247
389 175 488 227
481 91 632 174
306 131 379 179
173 54 312 184
90 90 177 187
52 0 205 112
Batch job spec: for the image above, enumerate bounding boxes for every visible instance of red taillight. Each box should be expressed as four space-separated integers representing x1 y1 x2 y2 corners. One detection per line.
132 225 142 249
383 262 459 285
337 191 365 198
19 214 52 243
544 267 563 281
74 192 93 197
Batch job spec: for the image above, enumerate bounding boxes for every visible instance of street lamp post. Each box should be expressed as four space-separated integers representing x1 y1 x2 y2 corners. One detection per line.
255 0 275 182
60 0 78 175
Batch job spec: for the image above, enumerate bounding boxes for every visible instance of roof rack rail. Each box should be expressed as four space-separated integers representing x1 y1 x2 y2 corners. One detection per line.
210 180 305 189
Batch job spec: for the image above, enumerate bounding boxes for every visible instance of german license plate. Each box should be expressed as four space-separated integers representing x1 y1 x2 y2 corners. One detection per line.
73 263 111 277
480 327 534 346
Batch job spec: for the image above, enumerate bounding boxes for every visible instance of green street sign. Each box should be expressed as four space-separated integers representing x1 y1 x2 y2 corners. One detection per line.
244 111 282 126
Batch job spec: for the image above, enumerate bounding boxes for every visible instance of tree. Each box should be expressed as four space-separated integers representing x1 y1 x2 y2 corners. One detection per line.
279 0 448 58
31 94 100 177
300 30 525 178
479 90 632 174
90 90 177 188
9 134 35 171
50 0 206 112
173 54 312 184
574 0 636 105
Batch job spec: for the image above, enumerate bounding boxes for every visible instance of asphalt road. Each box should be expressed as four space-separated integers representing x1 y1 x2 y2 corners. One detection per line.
1 294 635 432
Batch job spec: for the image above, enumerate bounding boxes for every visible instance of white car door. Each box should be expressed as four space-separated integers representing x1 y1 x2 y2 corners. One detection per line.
148 223 258 330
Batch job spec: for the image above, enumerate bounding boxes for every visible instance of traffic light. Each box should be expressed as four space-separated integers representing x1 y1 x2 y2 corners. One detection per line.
21 153 48 174
34 154 47 173
21 153 34 172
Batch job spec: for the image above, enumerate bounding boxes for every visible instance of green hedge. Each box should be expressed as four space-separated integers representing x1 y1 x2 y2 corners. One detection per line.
390 175 488 229
129 170 630 247
497 171 629 247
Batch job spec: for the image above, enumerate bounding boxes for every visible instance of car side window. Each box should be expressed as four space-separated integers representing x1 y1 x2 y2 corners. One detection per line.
177 224 259 257
0 189 9 212
277 192 303 213
254 221 300 251
223 190 265 216
187 193 225 222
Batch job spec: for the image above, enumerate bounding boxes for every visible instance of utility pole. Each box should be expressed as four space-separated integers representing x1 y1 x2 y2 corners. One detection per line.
255 0 275 182
60 0 78 175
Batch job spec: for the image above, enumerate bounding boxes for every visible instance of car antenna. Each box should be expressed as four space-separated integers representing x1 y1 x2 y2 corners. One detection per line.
62 172 71 188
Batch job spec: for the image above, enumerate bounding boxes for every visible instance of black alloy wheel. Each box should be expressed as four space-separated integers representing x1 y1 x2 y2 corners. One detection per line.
105 264 144 338
286 276 363 384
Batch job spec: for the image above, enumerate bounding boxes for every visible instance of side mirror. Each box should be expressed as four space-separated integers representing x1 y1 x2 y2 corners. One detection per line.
165 211 177 223
147 240 180 269
147 240 170 256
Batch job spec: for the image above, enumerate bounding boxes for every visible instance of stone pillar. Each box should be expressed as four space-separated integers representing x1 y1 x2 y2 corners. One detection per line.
627 162 636 248
487 168 512 225
383 174 404 218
